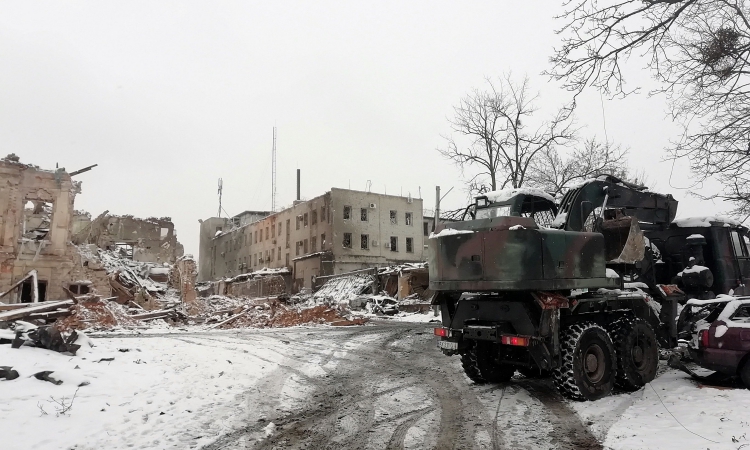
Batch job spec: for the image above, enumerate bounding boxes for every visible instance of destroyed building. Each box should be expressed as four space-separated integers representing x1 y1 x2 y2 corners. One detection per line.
0 155 188 305
72 212 184 263
0 155 110 303
198 188 425 290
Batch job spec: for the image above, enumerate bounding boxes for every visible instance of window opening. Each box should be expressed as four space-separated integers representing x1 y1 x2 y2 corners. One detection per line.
22 200 53 240
343 233 352 248
390 210 397 224
361 208 368 221
390 236 398 252
405 212 412 226
343 206 352 220
361 234 369 250
406 237 413 253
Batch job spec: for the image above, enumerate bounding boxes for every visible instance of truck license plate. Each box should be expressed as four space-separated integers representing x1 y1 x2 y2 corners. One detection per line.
438 340 458 350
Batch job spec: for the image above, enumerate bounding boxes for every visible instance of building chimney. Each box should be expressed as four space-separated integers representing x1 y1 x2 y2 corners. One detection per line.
297 169 301 201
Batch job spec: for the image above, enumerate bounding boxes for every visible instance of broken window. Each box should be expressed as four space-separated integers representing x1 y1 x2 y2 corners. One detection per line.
296 216 301 230
304 213 309 227
22 199 53 240
311 236 317 252
278 246 281 261
69 283 91 295
390 210 397 225
321 206 326 222
304 239 308 254
405 212 413 226
361 234 369 250
343 206 351 220
321 233 326 249
406 237 413 253
20 279 47 303
390 236 398 252
361 208 368 222
343 233 352 248
296 242 300 256
312 210 318 225
114 242 134 259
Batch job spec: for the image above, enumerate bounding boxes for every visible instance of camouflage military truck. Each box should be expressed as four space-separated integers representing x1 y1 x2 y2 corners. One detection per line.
429 176 750 400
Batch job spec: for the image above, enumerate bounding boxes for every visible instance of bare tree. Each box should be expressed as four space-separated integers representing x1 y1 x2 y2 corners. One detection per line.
527 138 629 196
439 74 577 193
548 0 750 219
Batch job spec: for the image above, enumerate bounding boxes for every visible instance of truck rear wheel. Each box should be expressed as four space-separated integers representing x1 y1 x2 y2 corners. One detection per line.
609 317 658 390
461 342 515 384
554 322 616 401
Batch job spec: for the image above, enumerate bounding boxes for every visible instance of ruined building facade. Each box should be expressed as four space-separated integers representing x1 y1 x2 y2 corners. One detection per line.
0 156 110 303
198 188 425 290
72 213 184 263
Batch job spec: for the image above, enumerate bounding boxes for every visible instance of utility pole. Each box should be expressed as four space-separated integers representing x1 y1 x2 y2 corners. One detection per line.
434 186 454 231
434 186 440 232
217 178 223 218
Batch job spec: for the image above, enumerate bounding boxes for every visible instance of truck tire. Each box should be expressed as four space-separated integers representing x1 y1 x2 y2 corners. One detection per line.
476 342 516 383
461 342 515 384
460 345 486 384
609 317 658 391
554 322 616 401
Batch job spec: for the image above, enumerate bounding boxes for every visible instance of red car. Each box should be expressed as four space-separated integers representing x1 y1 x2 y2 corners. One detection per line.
688 298 750 387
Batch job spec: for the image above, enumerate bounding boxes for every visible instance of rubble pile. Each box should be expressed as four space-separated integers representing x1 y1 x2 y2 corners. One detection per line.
196 295 367 329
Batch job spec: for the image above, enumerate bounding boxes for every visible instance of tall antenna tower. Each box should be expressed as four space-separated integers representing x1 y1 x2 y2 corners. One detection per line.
271 126 277 212
217 178 223 217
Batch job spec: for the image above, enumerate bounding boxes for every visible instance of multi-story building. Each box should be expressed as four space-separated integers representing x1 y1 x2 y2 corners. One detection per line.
198 188 425 290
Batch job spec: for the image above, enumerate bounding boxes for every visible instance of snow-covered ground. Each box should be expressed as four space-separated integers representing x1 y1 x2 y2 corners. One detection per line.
0 327 377 449
2 320 750 450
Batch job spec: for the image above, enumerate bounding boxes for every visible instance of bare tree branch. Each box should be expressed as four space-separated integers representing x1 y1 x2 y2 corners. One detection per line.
439 74 577 193
549 0 750 217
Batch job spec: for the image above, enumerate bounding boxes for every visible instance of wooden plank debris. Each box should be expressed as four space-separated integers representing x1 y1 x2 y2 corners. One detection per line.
205 310 248 330
0 300 74 322
129 309 174 321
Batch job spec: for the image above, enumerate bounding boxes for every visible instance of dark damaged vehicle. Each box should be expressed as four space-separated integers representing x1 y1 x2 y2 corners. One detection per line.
428 176 750 400
682 298 750 387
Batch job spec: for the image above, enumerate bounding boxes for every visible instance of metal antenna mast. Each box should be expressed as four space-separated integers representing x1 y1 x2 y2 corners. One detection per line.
217 178 223 217
271 126 277 212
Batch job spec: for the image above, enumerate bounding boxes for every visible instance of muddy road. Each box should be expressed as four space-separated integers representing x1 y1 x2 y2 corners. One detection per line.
174 321 603 450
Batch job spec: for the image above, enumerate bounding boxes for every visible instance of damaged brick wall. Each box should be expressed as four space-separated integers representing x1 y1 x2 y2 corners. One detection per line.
0 155 113 303
227 275 287 298
73 214 184 264
169 256 198 314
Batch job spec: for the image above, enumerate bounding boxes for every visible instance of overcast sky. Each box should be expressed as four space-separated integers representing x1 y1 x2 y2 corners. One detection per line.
0 1 730 257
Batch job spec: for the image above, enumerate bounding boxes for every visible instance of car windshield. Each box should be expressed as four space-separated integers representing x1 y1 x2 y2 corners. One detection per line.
475 205 511 220
732 304 750 323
